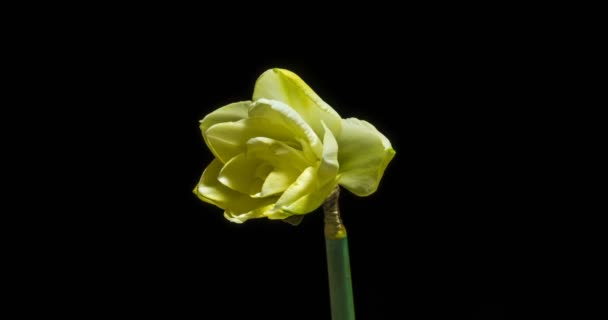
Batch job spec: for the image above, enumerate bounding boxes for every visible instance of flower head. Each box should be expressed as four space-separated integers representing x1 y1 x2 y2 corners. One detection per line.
194 68 395 224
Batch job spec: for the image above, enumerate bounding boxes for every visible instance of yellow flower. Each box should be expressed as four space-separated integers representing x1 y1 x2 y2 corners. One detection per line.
194 69 395 223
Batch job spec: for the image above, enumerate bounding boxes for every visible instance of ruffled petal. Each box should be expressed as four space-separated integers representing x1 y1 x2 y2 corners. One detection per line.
224 204 274 224
283 179 338 216
317 121 339 186
253 68 342 138
217 153 264 195
267 166 317 218
193 158 277 214
245 137 310 171
199 101 250 151
336 118 395 196
204 117 294 163
255 168 300 198
249 98 323 159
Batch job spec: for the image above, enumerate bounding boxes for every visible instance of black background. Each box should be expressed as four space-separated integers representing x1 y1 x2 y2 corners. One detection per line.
35 18 522 318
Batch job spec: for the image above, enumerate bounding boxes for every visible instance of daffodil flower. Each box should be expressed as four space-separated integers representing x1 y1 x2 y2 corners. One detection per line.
194 68 395 224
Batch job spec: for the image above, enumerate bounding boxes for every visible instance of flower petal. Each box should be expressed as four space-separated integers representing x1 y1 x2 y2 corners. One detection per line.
249 99 323 158
217 153 264 195
282 215 305 226
317 121 339 186
265 170 338 218
283 179 338 216
280 124 340 214
224 204 274 224
257 122 341 217
193 158 277 214
337 118 396 196
245 137 307 198
253 68 342 138
199 101 250 147
256 168 299 198
204 117 294 163
245 137 310 171
268 166 317 218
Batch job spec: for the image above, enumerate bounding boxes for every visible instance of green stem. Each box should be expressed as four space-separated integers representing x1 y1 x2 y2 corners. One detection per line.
323 187 355 320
